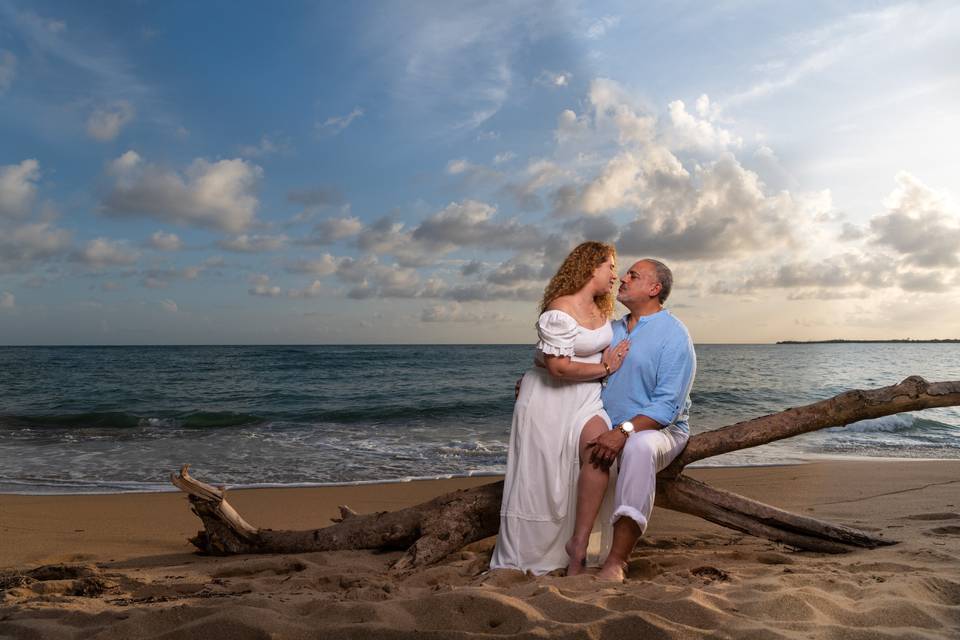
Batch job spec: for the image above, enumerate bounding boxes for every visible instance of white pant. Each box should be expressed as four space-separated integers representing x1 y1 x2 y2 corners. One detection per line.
612 424 688 534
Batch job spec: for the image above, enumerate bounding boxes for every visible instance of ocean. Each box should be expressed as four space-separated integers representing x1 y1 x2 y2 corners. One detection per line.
1 343 958 494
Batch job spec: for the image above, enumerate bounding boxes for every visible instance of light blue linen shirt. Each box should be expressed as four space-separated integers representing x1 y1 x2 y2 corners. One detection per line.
601 309 696 433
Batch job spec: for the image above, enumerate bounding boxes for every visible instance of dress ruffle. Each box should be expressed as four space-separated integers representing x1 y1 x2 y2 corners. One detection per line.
536 310 578 357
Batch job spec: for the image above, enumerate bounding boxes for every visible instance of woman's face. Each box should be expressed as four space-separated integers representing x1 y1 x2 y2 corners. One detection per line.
591 255 618 294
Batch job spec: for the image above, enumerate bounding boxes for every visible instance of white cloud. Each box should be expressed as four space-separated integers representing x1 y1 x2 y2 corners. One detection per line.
309 216 363 244
160 299 178 313
238 135 290 157
587 79 656 146
493 151 516 165
287 280 327 298
0 291 14 309
0 222 72 271
0 159 40 218
148 231 182 251
78 237 139 267
586 15 620 40
554 109 591 144
101 152 262 232
319 107 364 134
412 200 542 251
248 274 282 297
870 172 960 268
420 302 506 323
86 101 135 141
218 234 287 253
335 255 424 299
666 97 740 151
536 70 571 87
0 50 16 93
285 254 338 276
446 158 472 175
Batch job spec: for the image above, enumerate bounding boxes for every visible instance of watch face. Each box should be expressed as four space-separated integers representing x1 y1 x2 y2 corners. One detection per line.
621 421 635 433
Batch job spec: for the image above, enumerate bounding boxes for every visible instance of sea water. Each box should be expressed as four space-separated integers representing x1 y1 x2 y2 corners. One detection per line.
0 343 957 494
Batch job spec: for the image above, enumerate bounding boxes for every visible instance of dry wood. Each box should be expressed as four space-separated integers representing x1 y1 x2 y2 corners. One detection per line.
173 465 502 570
663 376 960 475
172 376 960 568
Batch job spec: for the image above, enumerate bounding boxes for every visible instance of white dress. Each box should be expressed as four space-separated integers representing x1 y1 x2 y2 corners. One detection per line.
490 310 616 575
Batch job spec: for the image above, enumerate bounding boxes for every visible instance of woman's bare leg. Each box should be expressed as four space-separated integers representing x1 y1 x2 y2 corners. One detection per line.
565 415 610 576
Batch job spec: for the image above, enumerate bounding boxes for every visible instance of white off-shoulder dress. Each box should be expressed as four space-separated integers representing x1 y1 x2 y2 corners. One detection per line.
490 310 616 575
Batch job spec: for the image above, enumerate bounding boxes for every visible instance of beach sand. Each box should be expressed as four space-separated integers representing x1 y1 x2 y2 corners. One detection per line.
2 460 959 639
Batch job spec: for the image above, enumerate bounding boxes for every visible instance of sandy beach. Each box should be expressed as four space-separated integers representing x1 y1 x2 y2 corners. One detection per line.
2 460 959 639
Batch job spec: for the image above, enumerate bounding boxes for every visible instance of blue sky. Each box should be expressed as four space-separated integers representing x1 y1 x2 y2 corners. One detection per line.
1 0 958 344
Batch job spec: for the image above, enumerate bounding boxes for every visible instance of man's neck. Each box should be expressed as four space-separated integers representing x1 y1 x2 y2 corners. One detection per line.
625 300 662 330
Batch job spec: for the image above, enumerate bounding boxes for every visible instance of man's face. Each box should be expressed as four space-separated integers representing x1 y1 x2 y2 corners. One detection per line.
617 261 661 304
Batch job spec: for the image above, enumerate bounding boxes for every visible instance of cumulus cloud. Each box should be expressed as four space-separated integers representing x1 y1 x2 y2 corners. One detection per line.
493 151 516 165
101 151 262 232
460 260 484 276
486 258 541 285
0 222 72 272
869 172 960 268
319 107 364 134
284 254 338 276
666 97 740 152
617 154 809 259
335 255 424 299
287 280 327 299
412 200 542 251
420 302 507 323
500 159 568 211
441 282 541 302
0 159 40 218
0 291 14 309
248 274 282 297
77 237 139 267
218 234 287 253
306 216 364 244
0 50 16 93
160 299 178 313
148 231 182 251
536 70 571 87
86 101 135 141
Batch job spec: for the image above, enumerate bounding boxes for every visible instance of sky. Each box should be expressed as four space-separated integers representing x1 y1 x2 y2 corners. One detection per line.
1 0 959 344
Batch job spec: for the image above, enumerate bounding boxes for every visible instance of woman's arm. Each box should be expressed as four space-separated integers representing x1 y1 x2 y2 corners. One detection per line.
542 341 630 381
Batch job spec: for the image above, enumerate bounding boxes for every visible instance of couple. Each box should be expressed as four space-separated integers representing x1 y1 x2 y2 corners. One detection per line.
490 241 696 582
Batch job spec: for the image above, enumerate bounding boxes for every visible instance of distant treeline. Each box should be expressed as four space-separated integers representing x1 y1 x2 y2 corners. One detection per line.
777 339 960 344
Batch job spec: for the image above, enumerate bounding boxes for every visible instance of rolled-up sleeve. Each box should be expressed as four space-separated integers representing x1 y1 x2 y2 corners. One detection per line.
637 329 696 426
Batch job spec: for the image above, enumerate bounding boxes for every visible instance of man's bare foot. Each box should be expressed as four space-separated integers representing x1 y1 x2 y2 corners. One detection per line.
564 538 587 576
595 560 627 583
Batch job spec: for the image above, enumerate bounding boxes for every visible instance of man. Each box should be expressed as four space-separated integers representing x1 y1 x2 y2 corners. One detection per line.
587 258 696 582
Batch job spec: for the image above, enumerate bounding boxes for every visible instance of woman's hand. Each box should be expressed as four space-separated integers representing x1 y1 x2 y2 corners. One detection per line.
601 339 631 375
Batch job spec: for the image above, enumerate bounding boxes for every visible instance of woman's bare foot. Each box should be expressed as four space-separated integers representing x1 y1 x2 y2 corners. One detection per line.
595 559 627 583
564 538 588 576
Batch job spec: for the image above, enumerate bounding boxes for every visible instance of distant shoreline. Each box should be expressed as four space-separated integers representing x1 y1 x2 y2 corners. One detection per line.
777 339 960 344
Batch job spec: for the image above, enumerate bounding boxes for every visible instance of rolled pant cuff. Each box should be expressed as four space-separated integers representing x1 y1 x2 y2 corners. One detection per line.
611 506 648 535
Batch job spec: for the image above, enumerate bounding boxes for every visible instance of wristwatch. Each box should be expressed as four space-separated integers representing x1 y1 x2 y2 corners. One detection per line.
618 420 635 437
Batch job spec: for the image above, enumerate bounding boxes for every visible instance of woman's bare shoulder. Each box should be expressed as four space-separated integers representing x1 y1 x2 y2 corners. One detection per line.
545 295 576 313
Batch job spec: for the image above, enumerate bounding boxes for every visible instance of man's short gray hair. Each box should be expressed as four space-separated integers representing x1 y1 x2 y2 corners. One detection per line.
643 259 673 304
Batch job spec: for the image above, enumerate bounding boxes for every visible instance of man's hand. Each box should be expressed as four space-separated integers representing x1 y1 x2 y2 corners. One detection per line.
586 428 627 469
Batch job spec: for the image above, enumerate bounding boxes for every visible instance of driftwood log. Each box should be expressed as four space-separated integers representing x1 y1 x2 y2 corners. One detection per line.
173 375 960 570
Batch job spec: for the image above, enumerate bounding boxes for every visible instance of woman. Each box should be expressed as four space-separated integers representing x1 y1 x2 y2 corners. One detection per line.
490 241 630 575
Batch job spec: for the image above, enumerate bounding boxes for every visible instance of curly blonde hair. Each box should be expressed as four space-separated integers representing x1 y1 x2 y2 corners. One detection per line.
539 241 616 318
